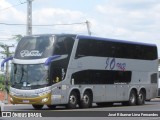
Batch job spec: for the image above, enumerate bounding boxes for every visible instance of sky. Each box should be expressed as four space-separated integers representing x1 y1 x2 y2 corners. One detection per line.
0 0 160 58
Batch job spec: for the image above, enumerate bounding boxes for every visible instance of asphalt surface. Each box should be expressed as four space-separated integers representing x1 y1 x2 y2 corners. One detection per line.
1 98 160 120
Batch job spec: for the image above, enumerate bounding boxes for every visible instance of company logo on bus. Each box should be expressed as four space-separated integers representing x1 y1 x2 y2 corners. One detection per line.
105 57 126 71
20 50 43 57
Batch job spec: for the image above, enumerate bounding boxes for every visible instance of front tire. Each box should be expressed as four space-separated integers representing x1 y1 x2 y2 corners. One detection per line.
32 105 44 110
47 105 56 109
80 91 92 108
67 91 78 109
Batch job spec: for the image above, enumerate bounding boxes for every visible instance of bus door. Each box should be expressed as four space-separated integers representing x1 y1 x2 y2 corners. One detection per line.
115 71 132 101
49 66 63 104
105 71 117 101
90 71 106 102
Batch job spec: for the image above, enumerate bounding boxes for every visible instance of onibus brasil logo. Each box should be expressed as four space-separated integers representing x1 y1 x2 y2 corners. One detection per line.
20 50 43 57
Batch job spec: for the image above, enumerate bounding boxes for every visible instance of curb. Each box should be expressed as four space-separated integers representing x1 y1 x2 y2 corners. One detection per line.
151 98 160 101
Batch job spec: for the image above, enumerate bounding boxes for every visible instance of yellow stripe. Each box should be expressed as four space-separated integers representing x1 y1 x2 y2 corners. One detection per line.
10 92 51 105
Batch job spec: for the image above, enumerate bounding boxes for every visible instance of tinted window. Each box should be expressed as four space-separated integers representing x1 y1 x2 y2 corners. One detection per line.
54 36 75 55
75 38 157 60
151 73 158 83
72 70 131 85
49 36 75 84
15 36 54 59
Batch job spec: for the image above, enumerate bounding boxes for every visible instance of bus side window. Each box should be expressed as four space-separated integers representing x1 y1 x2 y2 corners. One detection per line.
75 40 88 58
54 37 74 55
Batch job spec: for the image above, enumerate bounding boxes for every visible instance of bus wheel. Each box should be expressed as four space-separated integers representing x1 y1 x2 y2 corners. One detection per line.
32 105 44 110
67 91 78 109
128 90 136 106
80 91 92 108
137 90 145 105
47 105 56 109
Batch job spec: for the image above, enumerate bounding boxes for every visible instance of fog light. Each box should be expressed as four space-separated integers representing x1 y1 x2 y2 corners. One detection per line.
41 97 48 103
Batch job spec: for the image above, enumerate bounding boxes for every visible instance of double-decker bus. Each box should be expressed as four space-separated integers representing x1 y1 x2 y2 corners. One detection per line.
1 34 158 109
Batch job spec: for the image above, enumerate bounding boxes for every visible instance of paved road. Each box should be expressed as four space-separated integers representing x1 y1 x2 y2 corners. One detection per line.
1 99 160 120
2 99 160 111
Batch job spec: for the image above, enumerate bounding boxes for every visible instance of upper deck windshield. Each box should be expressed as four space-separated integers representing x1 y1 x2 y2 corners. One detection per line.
15 36 55 59
15 35 76 59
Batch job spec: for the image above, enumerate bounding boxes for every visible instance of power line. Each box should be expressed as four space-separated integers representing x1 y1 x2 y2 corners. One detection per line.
0 22 86 26
0 1 27 12
0 21 91 35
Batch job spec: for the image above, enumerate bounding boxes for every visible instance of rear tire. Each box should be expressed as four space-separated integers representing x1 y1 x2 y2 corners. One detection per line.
32 105 43 110
136 90 145 105
128 90 136 106
79 91 92 108
124 90 136 106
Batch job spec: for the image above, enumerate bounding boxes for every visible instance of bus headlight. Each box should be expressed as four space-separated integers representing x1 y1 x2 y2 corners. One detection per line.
10 97 13 102
41 97 49 103
10 92 16 96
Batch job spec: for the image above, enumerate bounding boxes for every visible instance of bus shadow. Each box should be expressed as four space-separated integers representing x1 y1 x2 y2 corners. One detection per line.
15 102 156 111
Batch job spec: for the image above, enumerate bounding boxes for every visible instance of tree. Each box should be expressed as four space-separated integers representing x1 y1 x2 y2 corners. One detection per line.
12 34 23 42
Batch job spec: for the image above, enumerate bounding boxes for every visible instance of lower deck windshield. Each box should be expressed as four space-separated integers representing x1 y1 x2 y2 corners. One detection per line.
10 64 49 89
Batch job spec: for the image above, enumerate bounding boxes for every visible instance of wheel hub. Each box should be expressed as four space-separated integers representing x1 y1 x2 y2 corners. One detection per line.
70 95 76 104
83 95 89 104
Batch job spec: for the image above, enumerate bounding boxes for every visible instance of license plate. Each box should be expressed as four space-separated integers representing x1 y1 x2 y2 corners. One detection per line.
22 100 29 103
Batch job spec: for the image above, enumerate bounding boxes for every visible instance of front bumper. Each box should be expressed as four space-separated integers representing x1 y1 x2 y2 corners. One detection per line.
10 92 51 105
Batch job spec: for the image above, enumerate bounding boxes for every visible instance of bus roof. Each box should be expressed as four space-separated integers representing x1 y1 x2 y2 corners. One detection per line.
77 35 157 47
23 34 156 47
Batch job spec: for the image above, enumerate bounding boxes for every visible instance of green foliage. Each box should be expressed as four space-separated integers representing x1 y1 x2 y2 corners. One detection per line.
0 75 5 91
13 34 23 42
0 75 4 83
0 83 5 91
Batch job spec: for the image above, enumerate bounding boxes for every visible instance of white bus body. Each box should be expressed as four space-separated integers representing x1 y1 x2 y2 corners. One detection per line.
6 34 158 109
158 66 160 96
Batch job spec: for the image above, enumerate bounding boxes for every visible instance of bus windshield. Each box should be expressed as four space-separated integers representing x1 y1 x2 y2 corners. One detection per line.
15 35 76 59
10 64 49 89
15 36 55 59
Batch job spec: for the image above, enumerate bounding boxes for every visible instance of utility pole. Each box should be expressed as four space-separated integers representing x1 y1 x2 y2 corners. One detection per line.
27 0 32 35
86 20 91 36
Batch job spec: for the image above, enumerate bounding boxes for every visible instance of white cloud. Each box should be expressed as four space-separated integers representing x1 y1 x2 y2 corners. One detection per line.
32 8 88 34
33 8 85 24
0 0 26 22
95 0 160 34
0 0 26 38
